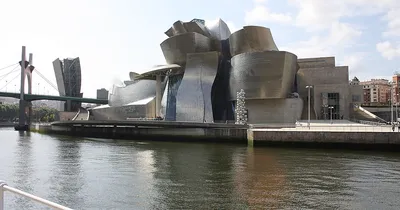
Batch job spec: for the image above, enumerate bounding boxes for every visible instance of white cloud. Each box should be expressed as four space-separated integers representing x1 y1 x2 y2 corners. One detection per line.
281 22 362 58
376 41 400 60
254 0 267 3
288 0 400 33
225 21 238 33
339 53 366 74
245 5 292 24
383 8 400 37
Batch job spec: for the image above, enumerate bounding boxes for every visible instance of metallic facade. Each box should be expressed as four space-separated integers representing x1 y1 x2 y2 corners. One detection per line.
91 18 309 125
109 79 166 107
91 97 156 120
165 20 211 38
160 32 213 65
206 19 232 40
229 51 298 100
229 26 279 57
52 57 82 111
52 59 66 96
175 52 219 122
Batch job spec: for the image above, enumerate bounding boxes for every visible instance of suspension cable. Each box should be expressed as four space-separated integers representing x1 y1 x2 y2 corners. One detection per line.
0 63 18 71
0 66 20 81
0 72 21 91
34 69 59 92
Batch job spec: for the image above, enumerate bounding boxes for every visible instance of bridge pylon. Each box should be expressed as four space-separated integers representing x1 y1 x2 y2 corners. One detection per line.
14 46 34 131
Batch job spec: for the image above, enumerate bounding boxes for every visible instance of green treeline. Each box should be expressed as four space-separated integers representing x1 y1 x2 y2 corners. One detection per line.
0 104 59 122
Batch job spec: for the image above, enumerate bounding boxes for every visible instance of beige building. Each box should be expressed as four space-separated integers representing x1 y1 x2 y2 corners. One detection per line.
296 57 363 120
360 79 390 106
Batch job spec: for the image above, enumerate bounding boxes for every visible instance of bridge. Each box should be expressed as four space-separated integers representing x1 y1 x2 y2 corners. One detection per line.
0 92 108 104
0 46 109 130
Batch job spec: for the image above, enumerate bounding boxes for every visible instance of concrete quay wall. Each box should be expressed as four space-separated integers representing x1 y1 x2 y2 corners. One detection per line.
32 122 248 142
249 130 400 149
30 121 400 150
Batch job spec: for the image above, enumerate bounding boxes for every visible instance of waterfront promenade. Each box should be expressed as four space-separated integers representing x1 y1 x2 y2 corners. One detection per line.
251 120 393 132
248 120 400 149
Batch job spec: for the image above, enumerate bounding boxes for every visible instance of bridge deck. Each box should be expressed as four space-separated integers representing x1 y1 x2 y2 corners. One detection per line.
0 92 108 104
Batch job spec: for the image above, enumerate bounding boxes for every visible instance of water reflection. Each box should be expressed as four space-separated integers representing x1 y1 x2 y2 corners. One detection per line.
147 142 242 209
11 132 34 209
233 147 288 209
1 129 400 209
49 137 84 208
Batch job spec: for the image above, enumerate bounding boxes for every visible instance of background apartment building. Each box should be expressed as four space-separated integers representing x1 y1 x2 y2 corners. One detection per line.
360 79 390 106
392 74 400 104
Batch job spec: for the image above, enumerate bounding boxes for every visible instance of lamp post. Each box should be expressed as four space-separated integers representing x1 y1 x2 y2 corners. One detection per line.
328 106 334 124
37 83 40 94
306 85 313 129
390 82 394 124
5 80 7 92
396 94 399 123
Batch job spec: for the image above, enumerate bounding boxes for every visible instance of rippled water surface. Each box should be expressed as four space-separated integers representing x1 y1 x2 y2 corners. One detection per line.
1 128 400 209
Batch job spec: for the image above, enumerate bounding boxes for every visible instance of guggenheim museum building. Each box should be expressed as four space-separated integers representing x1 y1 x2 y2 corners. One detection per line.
91 18 360 124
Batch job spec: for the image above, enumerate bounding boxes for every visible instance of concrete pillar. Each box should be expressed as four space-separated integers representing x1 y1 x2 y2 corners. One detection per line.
18 46 26 127
27 53 33 126
156 75 162 117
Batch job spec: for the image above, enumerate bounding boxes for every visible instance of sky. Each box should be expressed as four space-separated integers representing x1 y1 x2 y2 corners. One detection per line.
0 0 399 98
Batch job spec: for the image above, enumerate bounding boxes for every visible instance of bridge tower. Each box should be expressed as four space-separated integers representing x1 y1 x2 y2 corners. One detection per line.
15 46 34 131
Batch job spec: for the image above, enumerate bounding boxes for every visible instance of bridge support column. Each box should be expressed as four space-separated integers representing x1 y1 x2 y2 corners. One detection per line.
17 100 29 130
18 47 27 130
15 46 33 131
27 102 32 126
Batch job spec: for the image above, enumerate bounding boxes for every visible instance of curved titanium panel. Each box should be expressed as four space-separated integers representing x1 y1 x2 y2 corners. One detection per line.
229 26 279 57
165 21 187 37
160 32 213 65
229 51 298 100
165 20 210 38
206 18 232 40
175 52 219 122
129 72 139 81
183 22 211 37
109 79 166 107
135 64 182 80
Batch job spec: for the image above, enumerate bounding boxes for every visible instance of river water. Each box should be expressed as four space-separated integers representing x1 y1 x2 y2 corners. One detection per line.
0 127 400 210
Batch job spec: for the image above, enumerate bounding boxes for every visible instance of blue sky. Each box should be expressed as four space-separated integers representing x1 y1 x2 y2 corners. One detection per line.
0 0 399 97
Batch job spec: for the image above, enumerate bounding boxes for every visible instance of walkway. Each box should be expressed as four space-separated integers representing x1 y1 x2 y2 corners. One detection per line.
251 120 396 132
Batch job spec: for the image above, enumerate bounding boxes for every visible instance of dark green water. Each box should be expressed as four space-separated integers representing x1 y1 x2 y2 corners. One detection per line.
1 127 400 210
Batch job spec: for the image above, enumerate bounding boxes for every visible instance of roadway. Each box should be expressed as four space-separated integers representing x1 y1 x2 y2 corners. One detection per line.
0 91 108 104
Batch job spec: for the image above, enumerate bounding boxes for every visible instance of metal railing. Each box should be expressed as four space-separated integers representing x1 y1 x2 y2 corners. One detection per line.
0 180 72 210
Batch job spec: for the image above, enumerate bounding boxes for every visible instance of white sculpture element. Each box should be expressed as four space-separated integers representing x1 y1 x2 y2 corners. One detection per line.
235 89 247 125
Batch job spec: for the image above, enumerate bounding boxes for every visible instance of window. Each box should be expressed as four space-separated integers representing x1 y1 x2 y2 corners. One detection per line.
352 95 361 102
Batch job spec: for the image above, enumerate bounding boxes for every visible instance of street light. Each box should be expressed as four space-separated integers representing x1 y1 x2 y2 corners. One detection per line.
5 80 7 92
328 106 334 124
390 82 394 124
37 83 40 94
306 85 313 129
397 93 399 122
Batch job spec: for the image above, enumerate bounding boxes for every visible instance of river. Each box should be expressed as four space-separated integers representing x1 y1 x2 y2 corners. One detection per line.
0 127 399 209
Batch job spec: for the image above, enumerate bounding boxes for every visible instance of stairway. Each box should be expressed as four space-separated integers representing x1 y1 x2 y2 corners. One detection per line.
352 105 387 123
